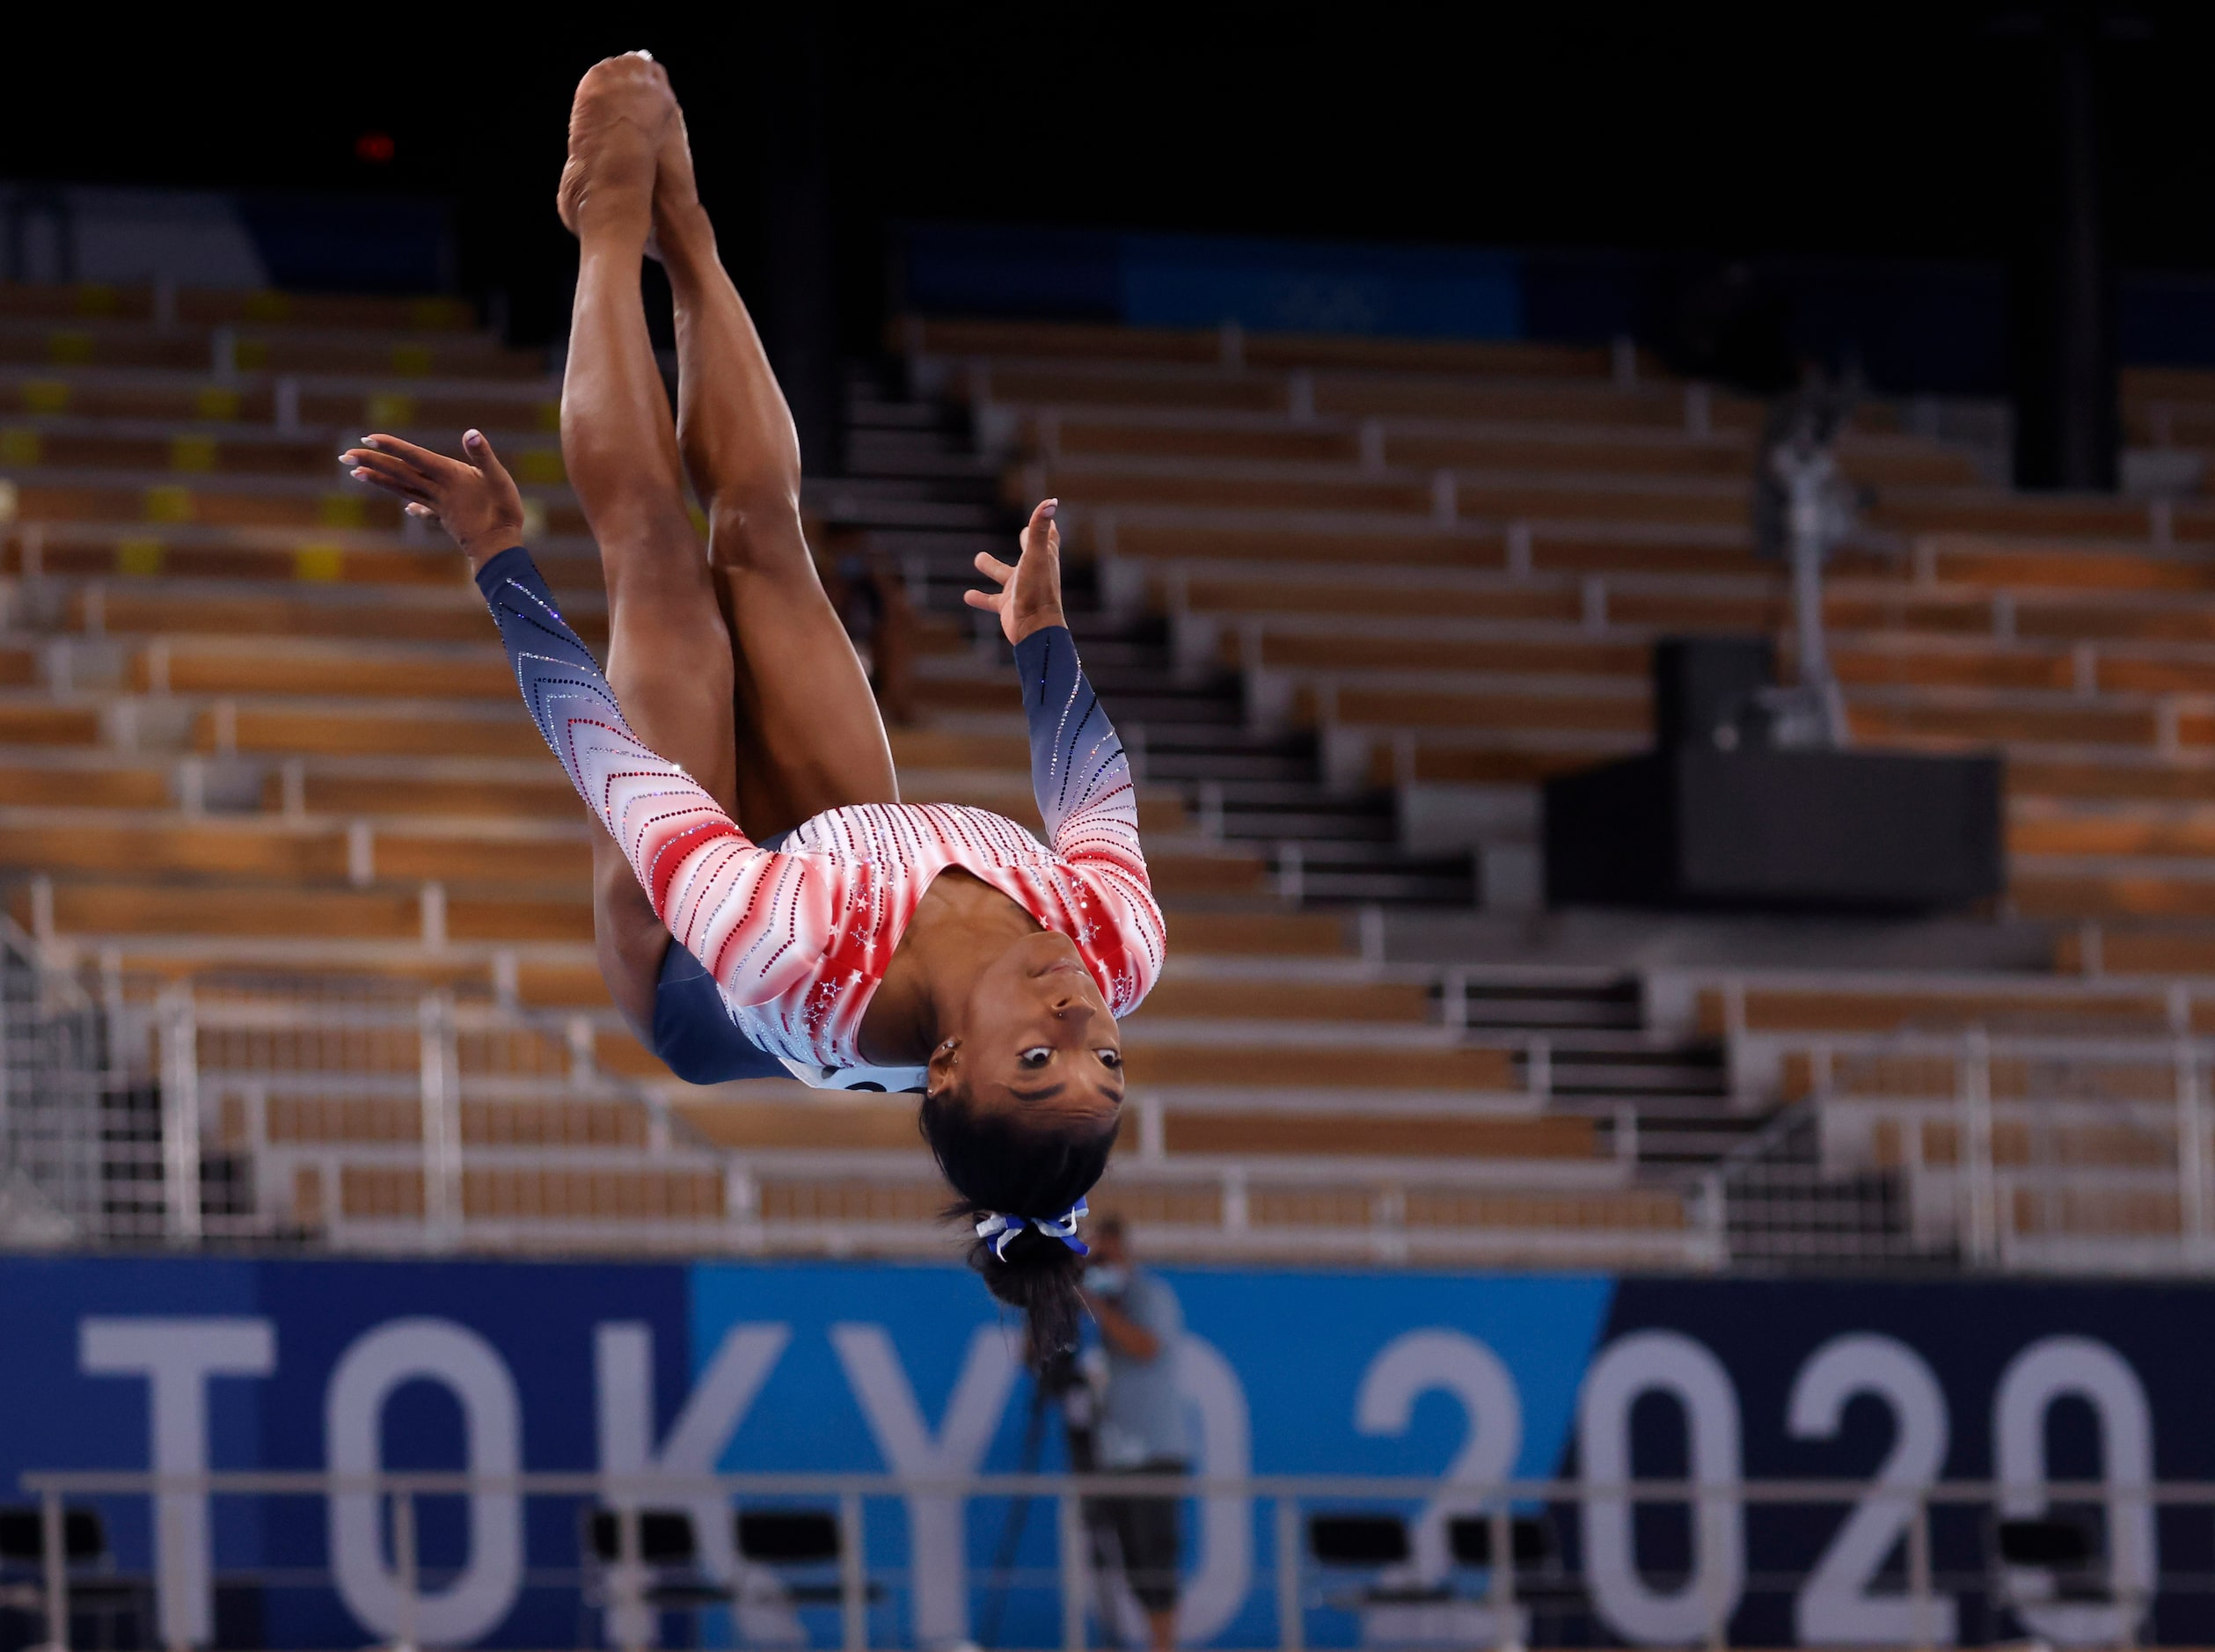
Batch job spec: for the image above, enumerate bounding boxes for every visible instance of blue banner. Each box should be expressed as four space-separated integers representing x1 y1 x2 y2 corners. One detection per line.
4 1257 2213 1648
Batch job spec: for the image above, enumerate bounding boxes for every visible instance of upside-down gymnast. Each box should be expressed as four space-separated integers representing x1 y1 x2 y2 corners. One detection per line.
339 53 1164 1363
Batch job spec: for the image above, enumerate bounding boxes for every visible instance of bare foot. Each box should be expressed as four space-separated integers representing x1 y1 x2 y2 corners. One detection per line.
556 52 676 240
647 91 711 268
653 99 702 228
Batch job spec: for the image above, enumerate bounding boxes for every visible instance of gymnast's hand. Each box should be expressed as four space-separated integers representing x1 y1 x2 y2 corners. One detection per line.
340 429 527 573
966 498 1066 645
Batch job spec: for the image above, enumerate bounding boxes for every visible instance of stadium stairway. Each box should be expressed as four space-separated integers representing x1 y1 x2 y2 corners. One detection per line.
874 312 2215 1273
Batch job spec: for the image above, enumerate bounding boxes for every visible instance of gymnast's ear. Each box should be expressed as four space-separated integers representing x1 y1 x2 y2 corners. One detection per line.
926 1036 961 1099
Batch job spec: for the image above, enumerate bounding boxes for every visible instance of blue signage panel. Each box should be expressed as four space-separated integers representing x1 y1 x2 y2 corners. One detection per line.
1 1257 2211 1648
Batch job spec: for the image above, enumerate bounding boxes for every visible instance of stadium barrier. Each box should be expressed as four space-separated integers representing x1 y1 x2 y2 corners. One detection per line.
11 1466 2193 1652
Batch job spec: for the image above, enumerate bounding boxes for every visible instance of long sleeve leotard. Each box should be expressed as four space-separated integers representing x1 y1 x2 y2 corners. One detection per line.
476 546 1166 1085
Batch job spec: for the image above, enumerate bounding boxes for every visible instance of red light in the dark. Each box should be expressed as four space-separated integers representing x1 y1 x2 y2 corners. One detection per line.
355 131 396 164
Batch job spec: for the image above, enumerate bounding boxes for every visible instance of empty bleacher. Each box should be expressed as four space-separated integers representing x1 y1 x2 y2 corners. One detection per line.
0 281 1707 1267
890 312 2215 1271
14 281 2215 1272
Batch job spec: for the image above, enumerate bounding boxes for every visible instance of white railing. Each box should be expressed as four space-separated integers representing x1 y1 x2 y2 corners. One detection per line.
1756 1026 2215 1273
14 1466 2204 1652
69 969 1729 1268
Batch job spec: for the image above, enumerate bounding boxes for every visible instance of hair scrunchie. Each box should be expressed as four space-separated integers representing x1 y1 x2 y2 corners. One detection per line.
975 1196 1090 1262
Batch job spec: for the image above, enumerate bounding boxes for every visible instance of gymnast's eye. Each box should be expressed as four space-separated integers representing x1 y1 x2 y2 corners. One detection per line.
1095 1049 1122 1071
1019 1047 1051 1068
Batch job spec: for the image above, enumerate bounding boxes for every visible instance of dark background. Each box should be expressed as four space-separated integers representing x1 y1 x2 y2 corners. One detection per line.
9 4 2208 486
6 7 2209 337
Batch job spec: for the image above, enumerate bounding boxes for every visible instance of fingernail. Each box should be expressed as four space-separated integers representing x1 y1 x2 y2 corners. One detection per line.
464 429 484 447
351 469 369 480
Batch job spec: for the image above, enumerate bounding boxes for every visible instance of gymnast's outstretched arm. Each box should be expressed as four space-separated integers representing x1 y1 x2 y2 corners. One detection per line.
975 501 1166 1000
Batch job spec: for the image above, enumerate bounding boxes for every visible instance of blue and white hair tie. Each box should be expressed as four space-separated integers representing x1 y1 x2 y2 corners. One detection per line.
976 1196 1090 1261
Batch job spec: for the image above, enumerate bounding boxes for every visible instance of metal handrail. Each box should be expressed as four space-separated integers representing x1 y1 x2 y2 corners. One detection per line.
15 1466 2200 1652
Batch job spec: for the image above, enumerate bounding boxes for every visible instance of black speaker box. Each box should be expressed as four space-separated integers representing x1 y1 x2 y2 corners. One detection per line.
1654 636 1775 749
1543 747 2004 912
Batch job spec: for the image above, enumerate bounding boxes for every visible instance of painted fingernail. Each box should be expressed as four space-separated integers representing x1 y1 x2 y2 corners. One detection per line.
351 469 370 480
464 429 484 447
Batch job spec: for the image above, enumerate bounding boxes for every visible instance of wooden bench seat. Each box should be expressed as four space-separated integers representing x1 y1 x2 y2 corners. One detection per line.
252 1095 649 1152
147 638 515 700
1924 537 2215 592
1033 463 1440 517
0 284 475 332
26 531 486 589
1847 698 2160 749
0 318 542 380
2057 927 2215 975
1699 983 2173 1038
2008 805 2215 860
908 316 1622 379
1131 976 1431 1023
1304 683 1648 736
4 477 587 537
1 424 563 487
296 1163 726 1227
1868 1115 2177 1171
2012 869 2215 921
1118 1041 1518 1091
66 585 596 647
1041 415 1948 487
1160 1110 1585 1158
0 373 559 437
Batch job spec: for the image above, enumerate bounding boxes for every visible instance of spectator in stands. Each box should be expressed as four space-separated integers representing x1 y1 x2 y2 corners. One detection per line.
340 52 1164 1370
1084 1214 1188 1650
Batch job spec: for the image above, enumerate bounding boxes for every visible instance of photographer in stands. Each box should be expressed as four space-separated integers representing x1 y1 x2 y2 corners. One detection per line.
1082 1215 1189 1650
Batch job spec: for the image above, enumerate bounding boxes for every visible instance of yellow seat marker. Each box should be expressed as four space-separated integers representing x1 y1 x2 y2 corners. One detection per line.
391 344 435 376
233 339 271 371
245 292 292 322
0 428 42 465
317 494 368 529
294 544 345 582
48 331 93 366
194 386 241 421
144 486 194 523
117 537 165 577
22 380 69 414
367 393 416 429
517 451 565 486
535 400 562 431
74 284 119 318
170 435 218 473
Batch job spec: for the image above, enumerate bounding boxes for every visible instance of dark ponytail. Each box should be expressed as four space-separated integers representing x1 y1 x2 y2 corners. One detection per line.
918 1088 1115 1367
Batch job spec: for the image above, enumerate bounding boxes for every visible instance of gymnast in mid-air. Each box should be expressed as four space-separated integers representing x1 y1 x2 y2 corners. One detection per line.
339 53 1163 1362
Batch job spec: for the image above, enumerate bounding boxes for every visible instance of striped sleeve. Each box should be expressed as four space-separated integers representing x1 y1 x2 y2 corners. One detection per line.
1014 622 1166 1007
475 547 831 1007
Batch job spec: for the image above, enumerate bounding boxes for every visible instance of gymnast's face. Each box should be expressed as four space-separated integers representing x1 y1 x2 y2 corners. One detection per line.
932 929 1125 1123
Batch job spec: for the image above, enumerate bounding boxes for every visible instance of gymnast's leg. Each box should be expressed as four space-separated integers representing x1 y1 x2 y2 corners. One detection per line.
652 101 900 835
555 55 736 1034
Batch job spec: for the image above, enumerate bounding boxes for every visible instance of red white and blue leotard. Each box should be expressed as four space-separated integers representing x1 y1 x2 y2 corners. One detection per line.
477 546 1166 1088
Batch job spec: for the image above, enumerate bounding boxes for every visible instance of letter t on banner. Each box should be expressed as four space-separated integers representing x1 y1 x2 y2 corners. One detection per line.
81 1318 275 1648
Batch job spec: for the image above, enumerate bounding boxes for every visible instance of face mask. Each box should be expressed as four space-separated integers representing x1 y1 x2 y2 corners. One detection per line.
1086 1263 1129 1296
